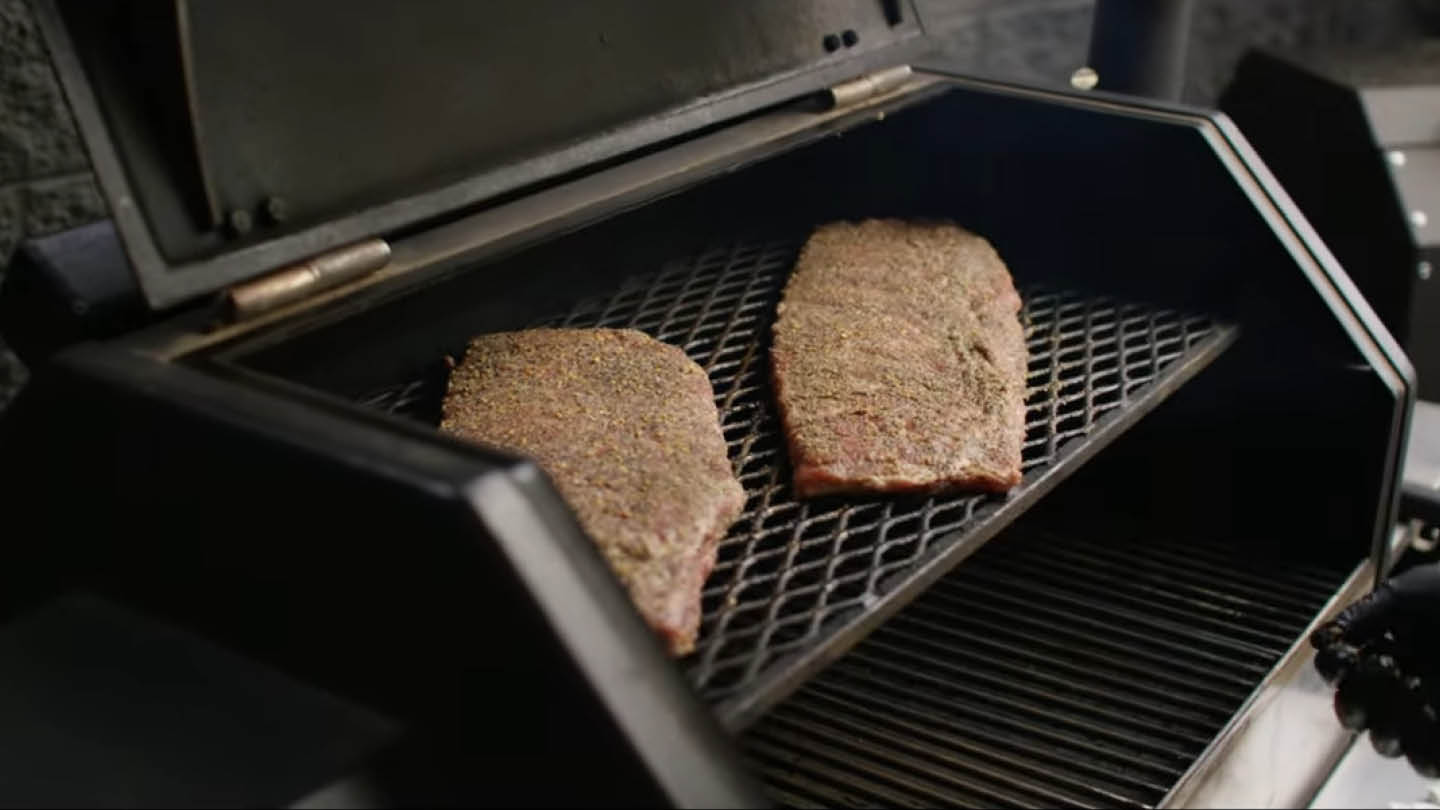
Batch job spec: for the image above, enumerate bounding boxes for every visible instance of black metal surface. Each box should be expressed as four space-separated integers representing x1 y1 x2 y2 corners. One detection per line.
745 525 1348 808
0 591 398 808
356 230 1236 726
0 220 149 368
1087 0 1195 100
39 0 928 309
1220 49 1434 396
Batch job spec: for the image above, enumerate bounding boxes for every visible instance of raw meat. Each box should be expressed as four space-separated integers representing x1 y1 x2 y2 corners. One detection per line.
771 219 1027 497
440 327 744 655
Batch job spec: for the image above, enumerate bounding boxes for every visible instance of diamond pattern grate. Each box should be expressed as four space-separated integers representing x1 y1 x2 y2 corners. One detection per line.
355 232 1237 726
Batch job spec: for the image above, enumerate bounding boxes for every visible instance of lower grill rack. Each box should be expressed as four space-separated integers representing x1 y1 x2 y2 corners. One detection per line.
355 232 1238 728
743 526 1348 808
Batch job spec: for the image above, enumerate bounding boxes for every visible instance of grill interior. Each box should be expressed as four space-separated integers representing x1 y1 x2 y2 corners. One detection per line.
39 70 1394 808
745 522 1348 808
353 229 1237 725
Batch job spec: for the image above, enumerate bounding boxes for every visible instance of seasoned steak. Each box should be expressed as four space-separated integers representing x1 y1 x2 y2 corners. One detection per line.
771 219 1027 497
439 328 744 656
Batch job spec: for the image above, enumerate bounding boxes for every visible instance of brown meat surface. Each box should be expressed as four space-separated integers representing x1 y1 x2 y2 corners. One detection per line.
771 219 1027 497
439 328 744 655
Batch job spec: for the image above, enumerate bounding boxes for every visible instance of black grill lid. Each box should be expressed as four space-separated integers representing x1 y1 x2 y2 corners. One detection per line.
36 0 930 310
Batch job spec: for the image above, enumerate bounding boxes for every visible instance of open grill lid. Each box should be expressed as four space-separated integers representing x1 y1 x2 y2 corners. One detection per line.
36 0 931 310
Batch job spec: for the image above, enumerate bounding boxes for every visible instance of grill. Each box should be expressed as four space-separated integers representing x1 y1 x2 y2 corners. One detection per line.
356 229 1237 727
746 525 1347 808
5 10 1414 802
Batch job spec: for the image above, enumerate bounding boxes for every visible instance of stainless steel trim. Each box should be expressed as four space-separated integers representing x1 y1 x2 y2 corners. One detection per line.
1160 526 1406 808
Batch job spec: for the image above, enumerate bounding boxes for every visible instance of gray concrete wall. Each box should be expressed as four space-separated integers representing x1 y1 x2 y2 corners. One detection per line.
0 0 1430 412
1 0 105 409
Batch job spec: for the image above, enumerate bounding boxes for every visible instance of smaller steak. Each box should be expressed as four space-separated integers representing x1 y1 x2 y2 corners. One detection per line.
771 219 1028 497
439 328 744 656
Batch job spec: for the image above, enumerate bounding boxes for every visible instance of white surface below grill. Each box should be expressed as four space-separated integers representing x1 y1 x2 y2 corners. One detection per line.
1312 737 1439 809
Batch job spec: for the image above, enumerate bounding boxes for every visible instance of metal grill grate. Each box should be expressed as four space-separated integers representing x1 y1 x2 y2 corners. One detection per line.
745 527 1347 809
355 232 1238 726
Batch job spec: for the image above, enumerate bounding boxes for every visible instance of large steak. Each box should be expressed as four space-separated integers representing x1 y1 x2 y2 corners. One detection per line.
440 328 744 655
771 219 1027 497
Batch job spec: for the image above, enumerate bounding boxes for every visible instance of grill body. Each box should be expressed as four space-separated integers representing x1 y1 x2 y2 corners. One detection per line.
0 73 1413 806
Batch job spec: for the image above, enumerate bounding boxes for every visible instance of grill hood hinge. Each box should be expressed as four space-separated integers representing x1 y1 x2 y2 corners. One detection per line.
822 64 913 110
211 65 918 327
221 238 391 322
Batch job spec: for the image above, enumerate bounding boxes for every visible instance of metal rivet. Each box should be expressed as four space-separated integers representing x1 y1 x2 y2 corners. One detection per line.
822 33 841 52
1070 67 1099 90
1414 210 1430 229
263 196 289 224
1420 260 1433 281
1389 150 1407 168
227 208 253 236
841 29 859 47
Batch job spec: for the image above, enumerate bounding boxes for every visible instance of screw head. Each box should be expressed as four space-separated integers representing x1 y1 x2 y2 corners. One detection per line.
841 29 859 47
1389 150 1408 168
822 33 841 52
1420 261 1433 281
263 196 289 224
227 208 253 236
1071 66 1099 90
1413 210 1430 229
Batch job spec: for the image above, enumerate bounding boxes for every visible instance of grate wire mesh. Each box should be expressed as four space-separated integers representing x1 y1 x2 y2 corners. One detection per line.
355 232 1237 723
